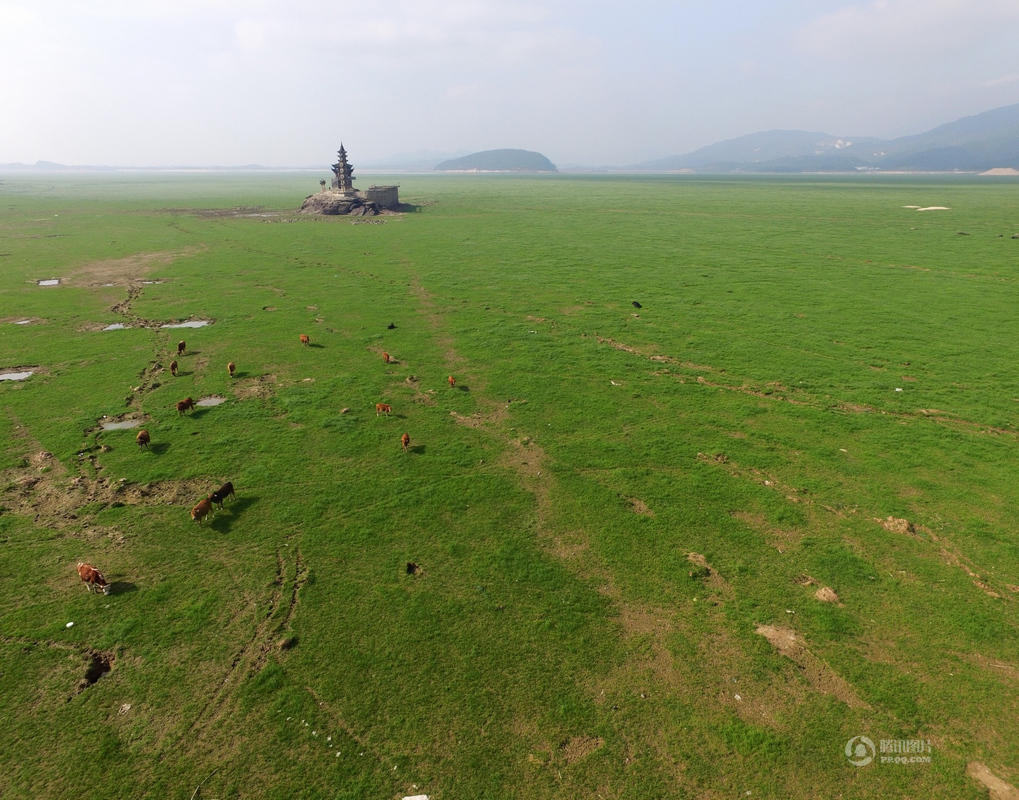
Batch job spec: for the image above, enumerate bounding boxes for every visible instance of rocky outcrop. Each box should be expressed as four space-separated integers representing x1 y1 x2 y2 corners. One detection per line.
299 192 379 216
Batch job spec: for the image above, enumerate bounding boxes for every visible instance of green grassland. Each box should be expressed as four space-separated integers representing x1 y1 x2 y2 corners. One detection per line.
1 171 1018 798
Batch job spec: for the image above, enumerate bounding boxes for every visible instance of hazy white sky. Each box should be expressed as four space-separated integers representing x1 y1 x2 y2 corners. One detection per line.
2 0 1018 167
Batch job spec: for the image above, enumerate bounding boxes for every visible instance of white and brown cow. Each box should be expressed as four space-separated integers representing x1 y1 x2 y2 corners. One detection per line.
77 563 111 595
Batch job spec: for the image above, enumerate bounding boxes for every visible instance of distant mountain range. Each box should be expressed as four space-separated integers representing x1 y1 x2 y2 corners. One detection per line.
3 104 1018 174
635 103 1019 172
434 149 557 172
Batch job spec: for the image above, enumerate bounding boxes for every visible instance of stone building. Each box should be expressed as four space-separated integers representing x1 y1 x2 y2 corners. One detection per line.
365 185 400 210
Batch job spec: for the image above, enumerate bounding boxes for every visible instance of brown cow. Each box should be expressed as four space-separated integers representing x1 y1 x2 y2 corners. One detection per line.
401 432 410 452
177 340 186 355
191 496 213 523
227 361 236 377
170 359 178 376
210 481 235 509
448 375 456 388
376 403 392 416
136 429 150 449
176 397 195 415
382 352 391 364
77 563 111 595
299 334 310 346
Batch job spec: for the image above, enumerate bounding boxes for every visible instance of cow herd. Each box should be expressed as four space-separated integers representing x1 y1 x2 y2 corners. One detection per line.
76 339 238 594
76 334 448 594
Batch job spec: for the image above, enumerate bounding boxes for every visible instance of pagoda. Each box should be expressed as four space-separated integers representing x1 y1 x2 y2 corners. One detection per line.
330 144 355 195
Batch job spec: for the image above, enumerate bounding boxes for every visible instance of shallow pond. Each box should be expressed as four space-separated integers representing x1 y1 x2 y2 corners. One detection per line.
0 371 33 381
161 320 211 329
196 396 226 407
100 418 144 430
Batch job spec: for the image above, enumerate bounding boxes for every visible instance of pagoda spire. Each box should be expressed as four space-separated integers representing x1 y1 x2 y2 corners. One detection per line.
331 143 355 194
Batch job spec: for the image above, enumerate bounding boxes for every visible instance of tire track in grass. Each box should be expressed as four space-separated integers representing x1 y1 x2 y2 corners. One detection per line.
178 544 306 752
695 451 1014 601
594 334 1019 438
407 278 838 788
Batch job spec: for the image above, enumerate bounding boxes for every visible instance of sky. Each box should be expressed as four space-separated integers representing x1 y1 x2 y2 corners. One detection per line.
1 0 1018 168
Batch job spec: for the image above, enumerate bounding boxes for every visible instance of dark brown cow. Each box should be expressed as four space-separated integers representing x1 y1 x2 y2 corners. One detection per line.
136 429 150 449
299 334 310 346
401 432 410 452
77 563 111 595
191 496 213 523
227 361 236 377
176 397 195 415
448 375 456 388
376 403 392 416
177 340 186 355
382 351 391 364
170 360 178 376
210 481 235 509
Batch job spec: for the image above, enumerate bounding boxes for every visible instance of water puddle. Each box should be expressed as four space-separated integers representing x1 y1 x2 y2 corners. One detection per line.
102 323 128 331
196 396 226 407
37 279 60 286
0 370 33 381
141 280 164 285
100 418 144 430
13 320 33 325
161 320 211 329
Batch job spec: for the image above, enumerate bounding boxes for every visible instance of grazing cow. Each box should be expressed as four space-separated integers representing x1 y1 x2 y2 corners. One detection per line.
170 359 178 376
227 361 236 377
401 432 410 452
77 563 111 595
191 496 213 523
387 322 396 330
448 375 456 388
177 340 186 355
136 429 150 449
210 481 235 509
631 301 642 309
299 334 310 346
382 352 391 364
176 397 195 415
376 403 392 416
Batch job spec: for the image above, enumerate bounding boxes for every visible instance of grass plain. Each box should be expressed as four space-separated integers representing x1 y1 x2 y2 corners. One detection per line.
1 171 1018 799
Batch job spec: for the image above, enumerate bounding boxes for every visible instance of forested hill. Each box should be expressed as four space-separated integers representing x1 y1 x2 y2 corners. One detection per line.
435 149 557 172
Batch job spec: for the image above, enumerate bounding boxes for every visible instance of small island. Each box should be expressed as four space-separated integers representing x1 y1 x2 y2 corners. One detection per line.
435 148 557 172
299 144 400 216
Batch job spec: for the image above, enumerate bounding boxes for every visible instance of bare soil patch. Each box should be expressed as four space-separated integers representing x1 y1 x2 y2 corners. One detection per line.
75 650 114 694
814 586 841 604
626 496 654 516
686 552 731 595
559 735 604 765
233 375 277 401
967 762 1019 800
875 515 1004 599
754 624 870 709
64 247 201 288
